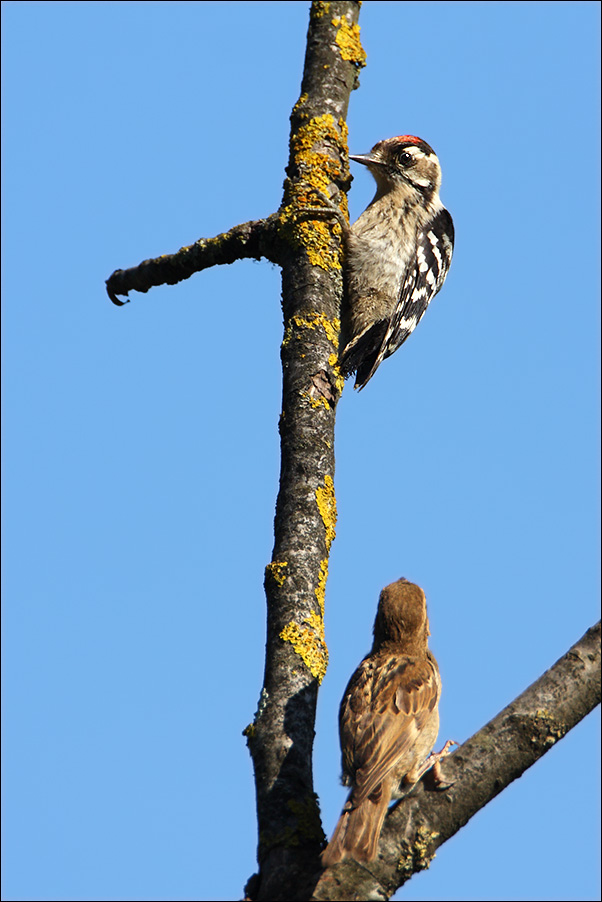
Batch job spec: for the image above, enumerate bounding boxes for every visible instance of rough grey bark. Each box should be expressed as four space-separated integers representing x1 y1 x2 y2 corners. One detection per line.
242 5 362 899
105 214 283 305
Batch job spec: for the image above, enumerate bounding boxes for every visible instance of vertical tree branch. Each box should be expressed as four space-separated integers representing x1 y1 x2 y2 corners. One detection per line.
243 3 365 900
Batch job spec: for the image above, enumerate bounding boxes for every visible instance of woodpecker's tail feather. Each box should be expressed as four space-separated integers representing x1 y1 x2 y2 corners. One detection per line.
321 788 390 867
339 320 388 390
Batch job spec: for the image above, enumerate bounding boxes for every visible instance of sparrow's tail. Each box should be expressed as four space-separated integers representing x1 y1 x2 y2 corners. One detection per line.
321 780 390 867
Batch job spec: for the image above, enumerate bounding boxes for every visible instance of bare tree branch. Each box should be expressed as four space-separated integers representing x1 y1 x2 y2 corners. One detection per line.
311 621 601 901
105 214 283 305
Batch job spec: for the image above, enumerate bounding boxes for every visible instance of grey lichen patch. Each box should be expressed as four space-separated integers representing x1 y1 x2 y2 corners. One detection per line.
288 793 326 845
506 708 569 755
532 709 568 746
397 827 440 877
242 688 270 746
259 793 325 854
242 721 256 743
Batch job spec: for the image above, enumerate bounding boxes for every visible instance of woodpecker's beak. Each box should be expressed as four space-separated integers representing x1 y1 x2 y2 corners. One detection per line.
349 153 381 167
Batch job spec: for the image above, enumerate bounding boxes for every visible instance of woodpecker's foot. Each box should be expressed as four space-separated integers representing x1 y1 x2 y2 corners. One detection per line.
290 189 350 237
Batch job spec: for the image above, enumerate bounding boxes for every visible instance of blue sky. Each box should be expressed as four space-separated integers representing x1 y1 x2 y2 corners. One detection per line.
2 2 600 901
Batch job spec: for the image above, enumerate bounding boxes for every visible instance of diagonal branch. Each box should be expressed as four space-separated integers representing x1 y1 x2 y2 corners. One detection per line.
105 214 283 305
311 620 601 901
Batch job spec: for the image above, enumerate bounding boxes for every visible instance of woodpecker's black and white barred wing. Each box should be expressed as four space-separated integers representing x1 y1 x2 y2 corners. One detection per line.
354 208 454 390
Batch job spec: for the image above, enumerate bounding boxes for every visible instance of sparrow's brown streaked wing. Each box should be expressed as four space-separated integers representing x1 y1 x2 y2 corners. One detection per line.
322 579 451 867
341 655 440 806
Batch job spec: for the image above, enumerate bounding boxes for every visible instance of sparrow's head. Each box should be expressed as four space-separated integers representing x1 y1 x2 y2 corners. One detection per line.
373 578 430 647
350 135 442 200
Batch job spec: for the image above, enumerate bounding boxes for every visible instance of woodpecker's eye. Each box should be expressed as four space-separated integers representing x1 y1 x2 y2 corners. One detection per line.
399 151 413 165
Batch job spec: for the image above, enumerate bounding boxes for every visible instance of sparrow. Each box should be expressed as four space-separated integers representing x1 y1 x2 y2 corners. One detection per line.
321 578 454 866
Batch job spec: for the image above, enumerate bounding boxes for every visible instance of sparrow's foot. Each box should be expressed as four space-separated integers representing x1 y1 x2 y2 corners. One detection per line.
424 739 458 789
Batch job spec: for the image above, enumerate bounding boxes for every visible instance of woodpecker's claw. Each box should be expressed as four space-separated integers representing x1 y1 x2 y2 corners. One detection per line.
289 187 350 236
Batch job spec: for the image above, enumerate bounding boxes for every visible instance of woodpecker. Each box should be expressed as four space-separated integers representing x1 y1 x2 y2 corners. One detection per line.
340 136 454 390
321 579 455 867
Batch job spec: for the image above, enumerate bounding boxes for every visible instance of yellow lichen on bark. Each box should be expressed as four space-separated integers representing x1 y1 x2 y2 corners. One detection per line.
265 561 289 587
280 617 329 684
304 394 330 411
311 1 331 19
328 352 345 394
316 475 337 551
282 312 340 348
332 16 366 67
278 555 331 685
279 112 349 271
279 559 330 683
315 558 328 616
